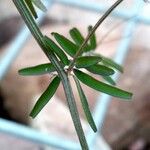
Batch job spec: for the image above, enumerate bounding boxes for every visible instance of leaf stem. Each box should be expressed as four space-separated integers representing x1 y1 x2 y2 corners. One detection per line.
13 0 88 149
68 0 123 72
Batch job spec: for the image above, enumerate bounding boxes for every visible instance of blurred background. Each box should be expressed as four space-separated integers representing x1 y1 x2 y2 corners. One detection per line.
0 0 150 149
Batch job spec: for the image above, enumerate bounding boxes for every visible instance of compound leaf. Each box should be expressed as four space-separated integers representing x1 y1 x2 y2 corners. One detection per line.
102 76 116 85
100 55 123 73
32 0 47 12
52 32 79 57
69 28 84 45
75 56 102 68
18 63 55 76
43 36 69 65
74 69 132 99
87 26 97 51
30 76 60 118
73 76 97 132
86 64 115 76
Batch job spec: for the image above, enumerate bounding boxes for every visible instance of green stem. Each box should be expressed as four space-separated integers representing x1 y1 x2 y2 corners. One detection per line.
13 0 88 149
68 0 123 71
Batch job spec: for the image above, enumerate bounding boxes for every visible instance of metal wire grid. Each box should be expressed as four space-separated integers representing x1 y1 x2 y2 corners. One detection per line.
0 0 149 149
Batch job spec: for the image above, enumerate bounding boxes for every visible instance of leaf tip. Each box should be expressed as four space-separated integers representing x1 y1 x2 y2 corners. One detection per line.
127 92 133 99
18 69 25 76
29 112 36 119
93 127 97 133
51 32 56 36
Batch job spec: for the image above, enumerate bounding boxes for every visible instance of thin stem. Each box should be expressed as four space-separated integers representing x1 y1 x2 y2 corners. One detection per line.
97 15 136 46
68 0 123 71
13 0 88 149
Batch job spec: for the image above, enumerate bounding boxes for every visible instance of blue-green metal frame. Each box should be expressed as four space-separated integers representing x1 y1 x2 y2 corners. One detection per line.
0 0 149 149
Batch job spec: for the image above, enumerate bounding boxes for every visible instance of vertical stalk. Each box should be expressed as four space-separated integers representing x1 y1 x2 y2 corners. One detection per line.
13 0 88 149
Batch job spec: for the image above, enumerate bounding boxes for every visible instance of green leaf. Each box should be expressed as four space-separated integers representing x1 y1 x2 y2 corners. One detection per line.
43 36 69 65
18 63 55 76
74 69 132 99
73 76 97 132
87 26 97 50
69 27 93 52
32 0 47 12
69 28 84 45
30 76 60 118
51 32 79 57
86 64 115 76
25 0 38 19
102 76 116 85
75 56 102 68
100 54 123 73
